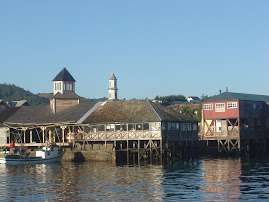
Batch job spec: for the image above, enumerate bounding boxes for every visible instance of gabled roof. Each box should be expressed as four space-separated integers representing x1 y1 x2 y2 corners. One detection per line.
53 67 76 82
83 100 196 124
4 102 98 126
188 96 200 100
205 92 269 103
109 73 117 80
51 92 80 99
8 100 31 107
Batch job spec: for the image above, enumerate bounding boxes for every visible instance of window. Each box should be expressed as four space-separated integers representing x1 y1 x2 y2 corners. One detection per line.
98 125 105 131
171 123 175 130
181 123 192 131
227 102 237 109
115 124 121 131
106 124 115 132
128 124 135 131
122 125 127 131
55 82 61 90
168 122 171 130
143 123 149 131
215 103 225 112
193 123 197 131
136 124 142 130
176 123 180 130
204 104 213 110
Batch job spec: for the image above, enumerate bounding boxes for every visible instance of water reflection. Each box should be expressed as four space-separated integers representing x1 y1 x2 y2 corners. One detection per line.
0 156 268 201
0 162 166 201
201 158 243 201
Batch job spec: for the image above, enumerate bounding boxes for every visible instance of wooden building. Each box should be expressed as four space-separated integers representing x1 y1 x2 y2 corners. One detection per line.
201 91 269 153
78 99 198 161
0 68 198 161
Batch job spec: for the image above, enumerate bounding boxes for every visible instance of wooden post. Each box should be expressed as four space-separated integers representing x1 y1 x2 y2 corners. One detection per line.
30 130 33 143
127 140 129 163
150 140 152 162
60 126 67 145
68 128 71 143
49 129 52 143
22 127 27 143
40 126 47 144
160 139 163 162
138 140 140 164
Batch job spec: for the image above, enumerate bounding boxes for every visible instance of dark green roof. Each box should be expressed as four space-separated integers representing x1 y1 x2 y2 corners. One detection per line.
53 67 76 82
205 92 269 103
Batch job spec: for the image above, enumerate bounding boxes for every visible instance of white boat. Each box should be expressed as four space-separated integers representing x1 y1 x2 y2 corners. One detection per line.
0 143 65 164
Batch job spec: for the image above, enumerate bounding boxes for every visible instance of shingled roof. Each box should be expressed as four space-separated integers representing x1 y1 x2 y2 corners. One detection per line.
51 92 80 99
83 100 196 124
4 102 98 126
53 67 76 82
205 92 269 103
0 107 21 127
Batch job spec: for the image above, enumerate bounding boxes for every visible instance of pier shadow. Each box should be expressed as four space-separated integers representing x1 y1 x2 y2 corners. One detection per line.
72 152 86 162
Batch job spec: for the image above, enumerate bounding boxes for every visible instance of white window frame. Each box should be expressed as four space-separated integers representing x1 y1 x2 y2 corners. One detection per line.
204 104 213 110
215 103 225 112
227 102 237 109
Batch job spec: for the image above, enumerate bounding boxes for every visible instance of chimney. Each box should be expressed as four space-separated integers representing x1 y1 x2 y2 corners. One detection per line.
226 87 228 93
219 90 222 94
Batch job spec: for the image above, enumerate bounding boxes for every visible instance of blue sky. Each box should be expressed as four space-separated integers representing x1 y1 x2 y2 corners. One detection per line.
0 1 268 100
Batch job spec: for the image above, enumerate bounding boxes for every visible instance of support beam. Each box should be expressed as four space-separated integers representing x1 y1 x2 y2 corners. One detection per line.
40 126 47 144
30 130 33 143
60 126 67 144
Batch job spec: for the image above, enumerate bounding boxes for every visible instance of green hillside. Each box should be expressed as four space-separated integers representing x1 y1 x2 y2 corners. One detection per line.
0 84 50 105
0 83 107 106
168 103 202 121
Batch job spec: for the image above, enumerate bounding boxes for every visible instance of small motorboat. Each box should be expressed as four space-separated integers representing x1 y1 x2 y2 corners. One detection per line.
0 142 65 164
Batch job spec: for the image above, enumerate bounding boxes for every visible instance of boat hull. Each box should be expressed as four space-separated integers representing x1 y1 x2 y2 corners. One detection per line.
0 151 65 164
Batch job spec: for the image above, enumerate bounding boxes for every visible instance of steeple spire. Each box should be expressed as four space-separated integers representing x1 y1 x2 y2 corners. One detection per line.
108 73 118 100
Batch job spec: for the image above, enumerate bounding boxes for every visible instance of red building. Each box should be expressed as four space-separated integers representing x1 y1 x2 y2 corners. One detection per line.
201 92 269 153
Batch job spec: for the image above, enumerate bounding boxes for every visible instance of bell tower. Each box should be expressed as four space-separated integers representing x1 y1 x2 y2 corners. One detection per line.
52 67 76 95
50 67 79 113
108 73 118 100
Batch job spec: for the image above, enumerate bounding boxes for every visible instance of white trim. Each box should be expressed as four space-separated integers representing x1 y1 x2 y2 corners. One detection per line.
204 104 213 110
227 102 237 109
215 103 225 112
77 102 103 124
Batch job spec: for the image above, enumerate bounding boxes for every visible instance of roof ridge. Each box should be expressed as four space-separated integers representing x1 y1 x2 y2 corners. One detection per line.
147 99 162 121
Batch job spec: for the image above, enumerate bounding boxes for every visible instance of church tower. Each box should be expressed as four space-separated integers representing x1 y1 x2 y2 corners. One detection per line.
50 68 80 113
108 73 118 100
52 67 76 95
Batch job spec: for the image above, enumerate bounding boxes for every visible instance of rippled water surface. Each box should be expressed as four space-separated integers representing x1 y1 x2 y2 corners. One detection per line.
0 156 268 201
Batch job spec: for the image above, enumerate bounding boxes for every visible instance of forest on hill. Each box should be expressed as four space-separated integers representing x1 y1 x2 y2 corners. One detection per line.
0 83 204 120
0 84 50 105
0 83 107 105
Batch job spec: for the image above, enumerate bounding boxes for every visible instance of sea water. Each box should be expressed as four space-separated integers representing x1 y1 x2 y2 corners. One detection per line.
0 156 268 201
